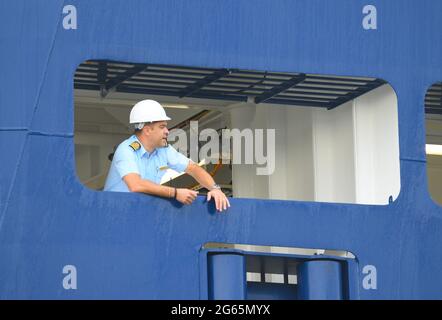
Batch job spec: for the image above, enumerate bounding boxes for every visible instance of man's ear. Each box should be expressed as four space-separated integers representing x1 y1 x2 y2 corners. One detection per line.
142 124 151 135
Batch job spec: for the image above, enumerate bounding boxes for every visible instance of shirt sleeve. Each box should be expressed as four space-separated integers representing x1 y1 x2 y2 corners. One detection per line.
166 145 191 173
113 144 140 178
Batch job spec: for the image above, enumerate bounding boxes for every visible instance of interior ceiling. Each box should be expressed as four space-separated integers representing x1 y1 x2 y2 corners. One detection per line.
74 60 392 110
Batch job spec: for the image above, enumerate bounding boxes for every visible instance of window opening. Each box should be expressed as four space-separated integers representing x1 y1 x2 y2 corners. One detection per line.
74 60 400 205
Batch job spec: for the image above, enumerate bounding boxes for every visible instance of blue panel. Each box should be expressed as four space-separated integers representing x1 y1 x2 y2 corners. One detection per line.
208 254 246 300
297 260 343 300
0 131 26 217
0 1 64 128
247 283 297 300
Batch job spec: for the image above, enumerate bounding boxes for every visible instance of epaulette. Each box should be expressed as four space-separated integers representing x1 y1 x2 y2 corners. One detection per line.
129 141 141 151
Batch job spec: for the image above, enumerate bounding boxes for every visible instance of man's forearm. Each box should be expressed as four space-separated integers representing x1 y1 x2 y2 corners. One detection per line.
184 163 230 212
186 164 216 190
137 180 175 198
124 174 175 198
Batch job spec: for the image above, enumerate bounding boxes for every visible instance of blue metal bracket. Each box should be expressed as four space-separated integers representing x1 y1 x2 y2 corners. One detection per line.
179 68 232 98
327 79 386 110
254 74 306 104
102 63 148 98
98 61 107 98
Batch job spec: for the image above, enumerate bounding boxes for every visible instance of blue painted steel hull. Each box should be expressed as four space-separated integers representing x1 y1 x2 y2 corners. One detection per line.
0 0 441 299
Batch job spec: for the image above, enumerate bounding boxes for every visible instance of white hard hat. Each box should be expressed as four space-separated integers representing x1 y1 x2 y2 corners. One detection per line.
129 99 171 124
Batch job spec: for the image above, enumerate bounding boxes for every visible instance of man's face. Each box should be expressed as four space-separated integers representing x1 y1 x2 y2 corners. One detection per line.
145 121 169 148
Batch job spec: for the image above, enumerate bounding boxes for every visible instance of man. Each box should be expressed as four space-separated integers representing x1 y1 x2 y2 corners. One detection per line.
104 99 230 212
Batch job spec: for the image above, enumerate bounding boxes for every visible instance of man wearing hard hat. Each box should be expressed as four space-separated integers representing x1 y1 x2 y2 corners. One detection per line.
104 99 230 212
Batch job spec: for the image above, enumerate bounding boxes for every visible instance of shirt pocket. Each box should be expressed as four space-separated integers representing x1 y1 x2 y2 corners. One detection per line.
155 162 170 184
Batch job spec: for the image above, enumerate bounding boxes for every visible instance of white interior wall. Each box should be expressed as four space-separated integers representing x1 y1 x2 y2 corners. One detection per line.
229 103 316 201
353 84 400 204
284 107 316 201
312 101 356 203
265 105 315 201
265 105 289 200
75 130 129 188
76 145 95 182
229 101 358 203
229 84 400 205
229 103 269 199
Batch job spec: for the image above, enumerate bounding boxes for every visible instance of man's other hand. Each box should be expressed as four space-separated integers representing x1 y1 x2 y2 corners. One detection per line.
176 188 198 205
207 189 230 213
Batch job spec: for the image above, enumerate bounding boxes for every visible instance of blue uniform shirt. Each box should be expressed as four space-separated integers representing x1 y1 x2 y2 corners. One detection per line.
104 135 190 192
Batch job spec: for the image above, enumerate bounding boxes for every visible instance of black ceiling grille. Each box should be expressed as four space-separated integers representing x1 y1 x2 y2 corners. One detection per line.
425 82 442 115
74 60 389 110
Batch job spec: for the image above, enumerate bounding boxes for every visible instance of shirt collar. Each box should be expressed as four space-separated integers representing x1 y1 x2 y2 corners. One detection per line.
131 135 157 158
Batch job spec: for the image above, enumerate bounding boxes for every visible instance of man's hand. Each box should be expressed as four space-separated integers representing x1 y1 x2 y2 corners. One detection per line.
207 189 230 212
175 188 198 205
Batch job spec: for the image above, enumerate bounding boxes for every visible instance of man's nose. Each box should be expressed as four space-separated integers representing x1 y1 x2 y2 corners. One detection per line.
164 128 169 135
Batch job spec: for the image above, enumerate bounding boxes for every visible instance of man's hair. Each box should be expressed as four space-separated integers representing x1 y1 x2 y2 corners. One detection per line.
133 122 156 134
133 123 142 135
